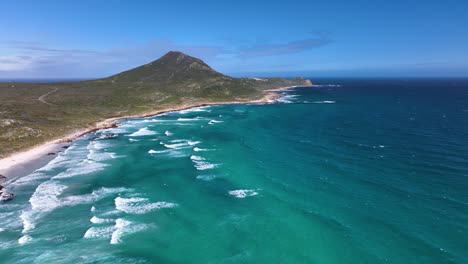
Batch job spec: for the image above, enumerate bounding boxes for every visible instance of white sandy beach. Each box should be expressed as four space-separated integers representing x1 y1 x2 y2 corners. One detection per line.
0 140 65 180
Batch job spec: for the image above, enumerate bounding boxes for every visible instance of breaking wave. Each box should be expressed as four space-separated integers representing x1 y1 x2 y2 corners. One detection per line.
228 189 259 198
127 127 158 137
114 196 177 214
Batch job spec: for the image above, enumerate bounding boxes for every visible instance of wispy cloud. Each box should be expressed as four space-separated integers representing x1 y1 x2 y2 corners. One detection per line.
0 55 34 71
238 36 332 58
0 36 332 78
0 39 226 77
4 40 100 54
14 45 99 54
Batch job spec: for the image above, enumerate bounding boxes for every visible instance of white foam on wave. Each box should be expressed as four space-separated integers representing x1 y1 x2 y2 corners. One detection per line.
276 94 299 104
194 162 216 170
52 160 109 179
109 218 148 245
89 140 112 150
87 150 117 162
168 139 201 146
18 235 32 245
190 155 205 161
90 216 114 224
187 141 201 146
20 212 36 234
61 187 128 207
163 142 189 149
101 127 128 134
228 189 259 198
193 147 213 152
48 141 115 180
11 172 49 186
29 181 68 211
30 185 127 212
127 127 157 137
0 211 23 232
17 145 83 182
190 156 219 171
178 106 211 114
34 152 76 173
311 100 336 104
141 119 158 123
165 130 172 136
148 149 170 154
208 120 223 125
115 197 177 214
91 206 96 212
177 117 204 121
110 218 130 244
84 226 115 239
129 138 140 142
160 140 195 150
23 185 128 235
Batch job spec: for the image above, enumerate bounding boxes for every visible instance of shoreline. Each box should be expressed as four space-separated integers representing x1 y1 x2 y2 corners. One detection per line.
0 85 308 181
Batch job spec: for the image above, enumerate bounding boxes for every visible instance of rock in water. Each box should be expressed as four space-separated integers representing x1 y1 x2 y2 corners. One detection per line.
0 192 15 202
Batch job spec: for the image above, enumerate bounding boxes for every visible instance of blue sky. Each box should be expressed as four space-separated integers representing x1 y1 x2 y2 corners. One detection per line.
0 0 467 78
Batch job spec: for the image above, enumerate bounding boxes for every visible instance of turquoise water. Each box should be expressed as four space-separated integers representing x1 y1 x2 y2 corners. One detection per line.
1 79 467 263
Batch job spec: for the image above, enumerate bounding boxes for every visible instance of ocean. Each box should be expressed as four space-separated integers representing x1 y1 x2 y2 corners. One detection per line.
1 78 467 263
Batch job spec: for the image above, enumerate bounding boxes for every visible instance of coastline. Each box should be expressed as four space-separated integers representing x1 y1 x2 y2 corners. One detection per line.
0 85 307 181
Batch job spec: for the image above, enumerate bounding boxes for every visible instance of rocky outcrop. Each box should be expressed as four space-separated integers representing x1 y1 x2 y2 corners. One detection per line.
0 183 15 202
0 119 21 127
0 192 15 202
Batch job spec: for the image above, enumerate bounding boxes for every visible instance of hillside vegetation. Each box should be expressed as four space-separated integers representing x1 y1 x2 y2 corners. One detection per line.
0 51 310 156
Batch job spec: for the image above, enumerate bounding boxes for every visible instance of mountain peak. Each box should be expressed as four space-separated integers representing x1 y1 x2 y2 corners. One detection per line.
160 51 189 60
108 51 223 83
155 51 211 68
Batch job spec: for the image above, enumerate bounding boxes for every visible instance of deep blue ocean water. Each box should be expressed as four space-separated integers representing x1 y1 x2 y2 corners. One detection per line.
1 79 467 263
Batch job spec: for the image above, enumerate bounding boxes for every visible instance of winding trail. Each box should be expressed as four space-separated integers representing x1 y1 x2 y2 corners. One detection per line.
38 87 58 105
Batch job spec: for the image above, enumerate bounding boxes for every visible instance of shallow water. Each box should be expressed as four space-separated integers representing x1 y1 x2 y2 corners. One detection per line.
1 79 467 263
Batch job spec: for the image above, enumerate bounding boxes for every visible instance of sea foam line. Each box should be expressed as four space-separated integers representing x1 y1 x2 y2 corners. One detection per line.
228 189 259 198
190 155 219 170
311 100 336 104
208 120 223 125
193 147 212 152
20 186 128 239
127 127 158 137
114 196 177 214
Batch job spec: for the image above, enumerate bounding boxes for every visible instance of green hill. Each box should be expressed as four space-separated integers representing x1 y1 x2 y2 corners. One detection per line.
0 51 310 156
